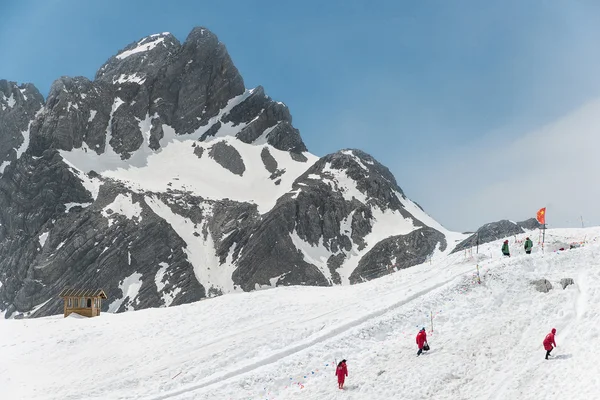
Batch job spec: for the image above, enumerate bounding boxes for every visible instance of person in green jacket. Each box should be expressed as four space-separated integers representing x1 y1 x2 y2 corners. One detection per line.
501 240 510 257
524 237 533 254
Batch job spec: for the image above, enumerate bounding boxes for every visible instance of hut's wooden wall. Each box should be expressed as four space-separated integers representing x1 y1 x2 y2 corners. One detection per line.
63 297 103 318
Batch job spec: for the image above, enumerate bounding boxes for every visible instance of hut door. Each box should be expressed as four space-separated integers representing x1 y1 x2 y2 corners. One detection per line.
87 298 92 308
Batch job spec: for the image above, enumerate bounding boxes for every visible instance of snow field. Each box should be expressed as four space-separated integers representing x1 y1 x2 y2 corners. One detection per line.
0 228 598 400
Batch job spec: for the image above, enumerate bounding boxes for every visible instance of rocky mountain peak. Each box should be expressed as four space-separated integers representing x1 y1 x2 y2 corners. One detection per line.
298 149 408 212
27 26 305 162
95 32 181 83
0 80 44 173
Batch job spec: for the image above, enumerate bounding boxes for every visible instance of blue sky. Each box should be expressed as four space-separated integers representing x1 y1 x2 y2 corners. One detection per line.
2 0 600 231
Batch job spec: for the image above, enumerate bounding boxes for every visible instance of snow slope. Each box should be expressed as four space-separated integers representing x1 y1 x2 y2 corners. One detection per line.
2 228 598 400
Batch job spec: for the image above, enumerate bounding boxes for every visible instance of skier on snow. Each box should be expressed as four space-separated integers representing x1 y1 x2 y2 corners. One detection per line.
524 237 533 254
416 327 428 356
336 359 348 389
543 328 557 359
502 240 510 257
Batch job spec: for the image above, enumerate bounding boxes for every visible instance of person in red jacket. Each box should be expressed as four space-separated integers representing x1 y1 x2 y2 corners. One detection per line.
416 327 428 356
336 359 348 389
543 328 557 359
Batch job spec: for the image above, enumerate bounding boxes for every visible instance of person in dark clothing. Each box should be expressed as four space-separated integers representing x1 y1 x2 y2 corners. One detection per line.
524 237 533 254
501 240 510 257
543 328 557 359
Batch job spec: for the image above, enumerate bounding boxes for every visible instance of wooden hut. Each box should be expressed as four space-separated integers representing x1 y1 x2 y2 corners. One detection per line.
59 289 107 318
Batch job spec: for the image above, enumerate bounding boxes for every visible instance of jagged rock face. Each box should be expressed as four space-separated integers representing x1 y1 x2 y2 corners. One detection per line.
518 218 543 231
350 227 447 284
28 28 298 158
221 86 307 153
232 150 441 289
0 80 44 173
0 27 450 318
0 155 207 315
452 218 541 253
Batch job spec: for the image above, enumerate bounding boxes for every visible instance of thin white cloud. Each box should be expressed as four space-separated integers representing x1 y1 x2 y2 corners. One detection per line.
418 99 600 231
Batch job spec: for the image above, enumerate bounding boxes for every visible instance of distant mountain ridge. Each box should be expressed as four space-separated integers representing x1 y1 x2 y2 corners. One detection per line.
0 27 456 318
451 218 542 253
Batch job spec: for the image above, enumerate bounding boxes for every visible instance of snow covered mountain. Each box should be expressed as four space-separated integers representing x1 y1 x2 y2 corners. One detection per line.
0 27 459 318
1 227 598 399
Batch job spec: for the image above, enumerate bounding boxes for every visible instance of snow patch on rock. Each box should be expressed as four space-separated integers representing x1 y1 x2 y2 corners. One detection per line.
108 272 143 312
38 232 49 248
290 232 333 284
145 196 239 296
101 193 142 227
116 36 166 60
155 262 181 307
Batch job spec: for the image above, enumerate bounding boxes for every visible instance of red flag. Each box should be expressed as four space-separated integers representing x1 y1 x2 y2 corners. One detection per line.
536 207 546 225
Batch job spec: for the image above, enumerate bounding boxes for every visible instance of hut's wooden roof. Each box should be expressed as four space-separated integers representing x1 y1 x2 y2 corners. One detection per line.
59 289 107 299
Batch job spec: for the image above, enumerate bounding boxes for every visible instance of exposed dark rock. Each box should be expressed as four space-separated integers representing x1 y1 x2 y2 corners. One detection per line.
151 27 246 135
199 121 222 141
290 152 308 162
518 218 543 230
232 196 330 290
0 80 45 170
327 254 345 285
263 122 307 153
194 146 204 159
209 141 245 176
560 278 574 289
95 33 181 84
349 227 446 284
269 169 285 181
260 147 278 174
531 279 553 293
222 87 307 153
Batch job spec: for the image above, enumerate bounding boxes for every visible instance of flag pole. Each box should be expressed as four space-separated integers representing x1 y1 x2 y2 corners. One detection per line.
542 208 546 253
542 224 545 253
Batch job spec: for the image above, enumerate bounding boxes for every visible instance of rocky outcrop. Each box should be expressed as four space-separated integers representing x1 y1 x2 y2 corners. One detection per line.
452 218 541 253
222 86 307 153
517 218 543 231
531 279 553 293
232 149 444 289
0 80 44 173
560 278 574 289
209 141 245 176
350 227 447 284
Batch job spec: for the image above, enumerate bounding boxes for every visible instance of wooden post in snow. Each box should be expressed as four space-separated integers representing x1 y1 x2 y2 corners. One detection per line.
430 311 434 333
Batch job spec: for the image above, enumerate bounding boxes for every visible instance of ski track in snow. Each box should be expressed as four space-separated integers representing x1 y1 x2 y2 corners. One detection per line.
146 266 471 400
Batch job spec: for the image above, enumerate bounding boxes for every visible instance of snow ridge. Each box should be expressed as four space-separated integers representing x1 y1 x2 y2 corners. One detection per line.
116 36 167 60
